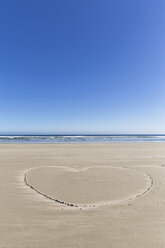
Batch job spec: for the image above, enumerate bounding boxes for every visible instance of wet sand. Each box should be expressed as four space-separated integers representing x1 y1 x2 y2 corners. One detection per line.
0 143 165 247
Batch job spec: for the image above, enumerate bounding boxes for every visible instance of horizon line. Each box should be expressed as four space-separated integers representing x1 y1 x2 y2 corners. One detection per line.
0 134 165 136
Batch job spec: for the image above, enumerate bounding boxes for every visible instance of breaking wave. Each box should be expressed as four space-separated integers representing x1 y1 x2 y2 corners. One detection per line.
0 135 165 143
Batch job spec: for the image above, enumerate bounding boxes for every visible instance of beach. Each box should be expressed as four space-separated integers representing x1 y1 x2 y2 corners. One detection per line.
0 143 165 247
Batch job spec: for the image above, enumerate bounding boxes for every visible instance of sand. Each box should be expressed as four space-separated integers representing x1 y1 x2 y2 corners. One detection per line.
0 143 165 247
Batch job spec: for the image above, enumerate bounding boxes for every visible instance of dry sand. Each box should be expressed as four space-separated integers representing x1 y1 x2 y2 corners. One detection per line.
0 143 165 247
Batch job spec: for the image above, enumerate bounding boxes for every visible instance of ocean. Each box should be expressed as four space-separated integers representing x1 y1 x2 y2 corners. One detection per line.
0 135 165 143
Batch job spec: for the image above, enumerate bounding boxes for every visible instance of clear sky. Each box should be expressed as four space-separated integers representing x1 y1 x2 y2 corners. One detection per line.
0 0 165 134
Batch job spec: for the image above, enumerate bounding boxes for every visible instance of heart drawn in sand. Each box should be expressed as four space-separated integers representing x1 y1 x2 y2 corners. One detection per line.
24 166 153 208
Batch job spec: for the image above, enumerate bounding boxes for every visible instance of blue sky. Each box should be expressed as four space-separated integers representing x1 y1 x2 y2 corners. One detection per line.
0 0 165 134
